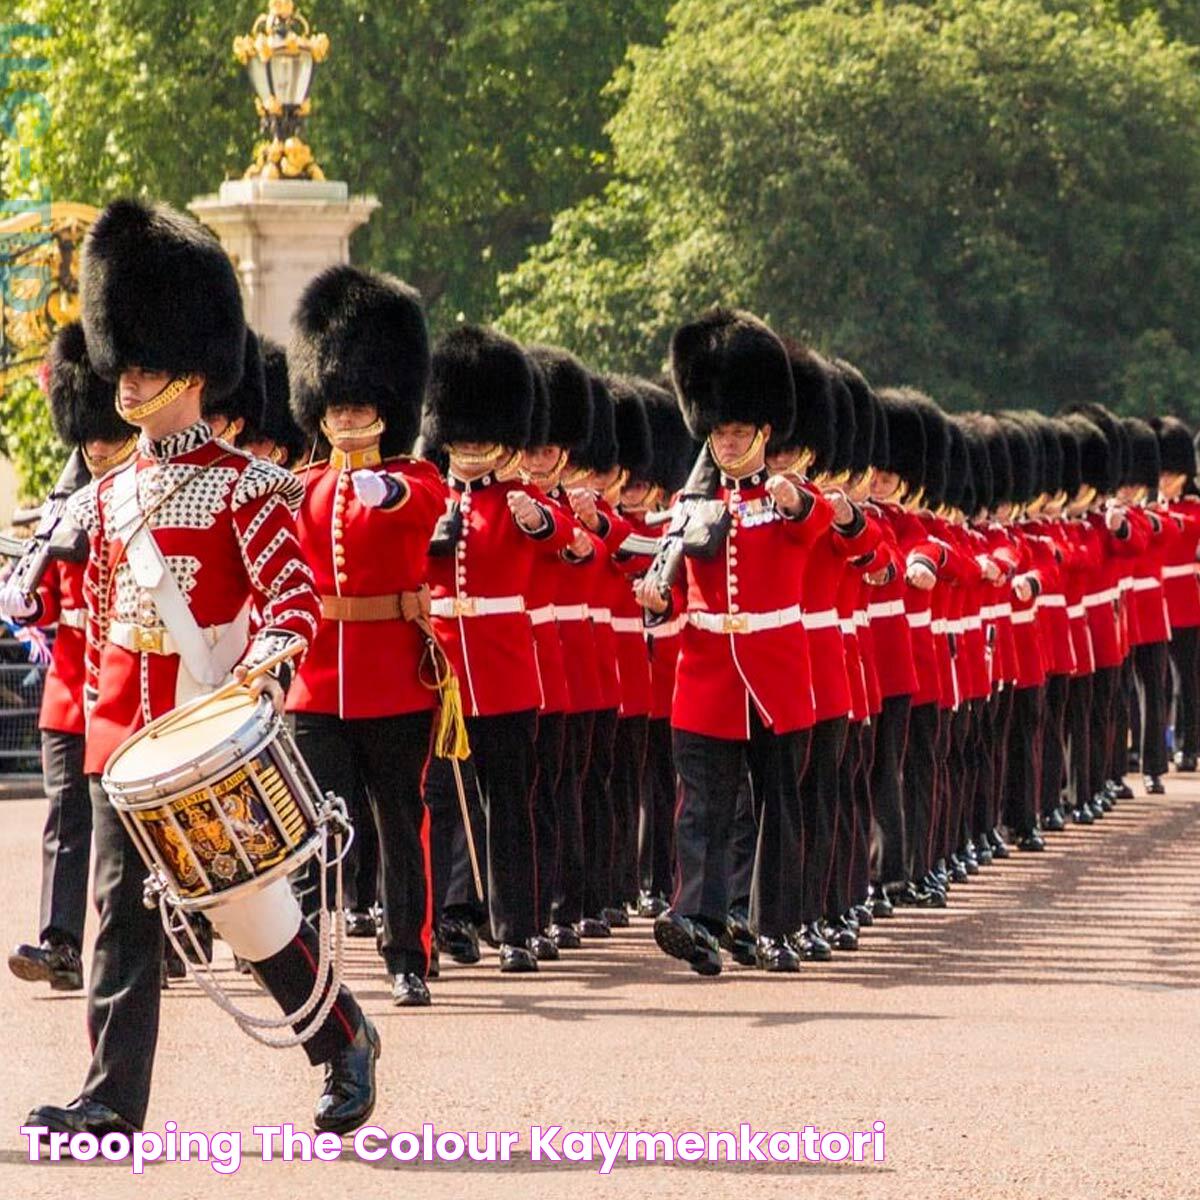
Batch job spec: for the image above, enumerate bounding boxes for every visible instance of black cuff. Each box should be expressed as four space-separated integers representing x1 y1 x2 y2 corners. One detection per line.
833 506 866 539
645 591 675 627
379 475 409 510
909 553 937 574
520 503 556 540
776 487 815 522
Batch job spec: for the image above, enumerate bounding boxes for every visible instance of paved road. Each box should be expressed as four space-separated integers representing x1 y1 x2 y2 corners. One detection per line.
0 781 1197 1199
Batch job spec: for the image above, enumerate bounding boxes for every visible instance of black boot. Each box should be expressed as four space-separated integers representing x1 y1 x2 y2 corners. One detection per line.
8 938 83 991
26 1097 139 1139
391 973 431 1007
314 1017 380 1135
653 909 722 976
1144 775 1165 796
755 935 800 972
438 916 481 964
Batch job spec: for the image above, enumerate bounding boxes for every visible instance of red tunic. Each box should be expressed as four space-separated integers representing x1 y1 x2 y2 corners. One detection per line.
669 470 833 740
603 504 653 719
32 558 87 735
1024 521 1075 678
1127 506 1170 647
1060 517 1099 678
1162 498 1200 629
866 503 919 700
287 455 446 719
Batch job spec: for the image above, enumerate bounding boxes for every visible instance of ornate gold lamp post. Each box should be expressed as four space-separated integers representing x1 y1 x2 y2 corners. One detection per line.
233 1 330 181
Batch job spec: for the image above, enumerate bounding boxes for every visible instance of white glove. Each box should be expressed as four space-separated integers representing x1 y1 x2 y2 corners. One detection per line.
352 469 389 508
0 583 37 621
905 563 937 591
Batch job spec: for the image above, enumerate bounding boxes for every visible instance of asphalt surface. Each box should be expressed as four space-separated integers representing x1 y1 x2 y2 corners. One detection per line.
0 778 1197 1199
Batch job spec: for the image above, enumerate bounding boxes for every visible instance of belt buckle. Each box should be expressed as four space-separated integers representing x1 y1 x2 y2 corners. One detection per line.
454 597 477 618
722 613 750 634
134 625 164 654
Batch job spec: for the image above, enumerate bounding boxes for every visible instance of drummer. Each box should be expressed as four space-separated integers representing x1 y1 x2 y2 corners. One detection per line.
22 199 379 1140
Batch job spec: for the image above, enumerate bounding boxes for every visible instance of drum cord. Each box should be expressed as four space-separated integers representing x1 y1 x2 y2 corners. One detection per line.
156 793 356 1048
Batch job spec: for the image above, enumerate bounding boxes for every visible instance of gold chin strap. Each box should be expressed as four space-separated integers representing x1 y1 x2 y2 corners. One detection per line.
709 428 765 477
320 415 386 447
494 450 524 482
116 374 195 423
83 435 138 476
449 443 506 470
561 464 591 487
522 449 568 489
602 467 629 504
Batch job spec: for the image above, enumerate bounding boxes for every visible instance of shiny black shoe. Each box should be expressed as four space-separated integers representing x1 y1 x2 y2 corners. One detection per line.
795 923 833 961
721 904 757 965
653 909 722 976
439 916 481 964
345 910 377 938
637 891 668 918
164 942 188 980
960 845 981 874
755 935 800 972
1017 830 1046 852
1144 774 1166 796
890 882 932 908
391 973 431 1007
8 939 83 991
988 829 1011 859
948 855 970 884
26 1097 139 1138
851 903 875 927
841 912 861 934
427 939 440 979
933 862 951 890
498 943 538 973
918 877 948 908
602 906 630 929
1070 804 1095 825
822 918 859 951
1106 778 1133 801
1090 795 1109 817
975 840 994 866
549 923 581 950
869 887 895 918
577 915 612 939
1041 807 1066 833
1174 751 1198 772
314 1017 380 1135
527 934 559 962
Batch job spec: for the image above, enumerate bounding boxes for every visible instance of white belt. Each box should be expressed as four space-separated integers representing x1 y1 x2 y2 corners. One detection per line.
1067 604 1085 619
962 616 982 632
1038 594 1067 608
839 618 856 635
431 595 526 618
1132 577 1161 592
854 610 868 628
1162 564 1197 580
1118 577 1134 592
1083 587 1119 607
648 613 687 640
802 608 840 631
555 604 589 622
867 599 905 619
528 604 556 627
58 608 86 630
906 611 932 629
980 604 1000 620
689 604 802 635
931 618 948 635
109 619 238 657
1010 609 1037 625
612 616 643 634
589 606 613 625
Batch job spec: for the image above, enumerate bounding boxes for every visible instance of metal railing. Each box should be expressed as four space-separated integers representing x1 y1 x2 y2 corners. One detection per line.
0 627 47 772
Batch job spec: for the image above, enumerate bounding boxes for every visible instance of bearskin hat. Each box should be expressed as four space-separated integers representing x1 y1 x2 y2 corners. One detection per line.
422 323 532 452
973 414 1013 505
527 354 551 448
889 388 945 507
1053 417 1082 500
1151 415 1196 478
607 376 653 480
772 340 835 467
571 374 618 473
636 378 695 494
998 414 1038 505
1123 416 1160 490
1061 414 1112 495
524 344 593 452
829 370 856 477
290 264 429 456
876 388 926 490
1060 403 1123 492
833 359 875 475
943 418 969 513
207 327 266 429
1016 411 1062 497
869 390 890 473
45 321 134 447
670 308 795 442
254 337 308 466
957 417 993 515
81 199 246 400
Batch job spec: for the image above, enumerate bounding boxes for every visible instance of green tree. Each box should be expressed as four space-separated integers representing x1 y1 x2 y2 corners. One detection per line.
499 0 1200 415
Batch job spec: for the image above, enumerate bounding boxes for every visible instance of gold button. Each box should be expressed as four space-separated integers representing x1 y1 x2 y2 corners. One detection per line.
337 571 348 584
730 603 740 614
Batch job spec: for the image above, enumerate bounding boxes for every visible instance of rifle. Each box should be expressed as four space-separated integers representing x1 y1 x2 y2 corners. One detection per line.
0 449 91 594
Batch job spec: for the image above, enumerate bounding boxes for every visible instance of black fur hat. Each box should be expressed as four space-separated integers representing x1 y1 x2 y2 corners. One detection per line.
833 359 875 475
670 307 795 441
1017 411 1062 496
207 327 266 429
896 389 946 507
773 340 835 466
45 321 134 447
1053 417 1082 500
876 388 925 490
422 324 532 451
1123 416 1160 489
869 390 890 473
943 418 969 513
636 378 694 494
255 336 308 465
829 371 856 476
1060 403 1123 492
527 354 551 448
957 417 993 515
81 199 246 399
976 414 1013 505
998 414 1037 505
1151 415 1196 477
1062 414 1112 495
290 265 429 456
571 374 618 473
525 344 592 452
607 376 653 479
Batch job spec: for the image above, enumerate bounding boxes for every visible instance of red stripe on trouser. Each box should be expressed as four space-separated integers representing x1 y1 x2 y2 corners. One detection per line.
292 933 356 1043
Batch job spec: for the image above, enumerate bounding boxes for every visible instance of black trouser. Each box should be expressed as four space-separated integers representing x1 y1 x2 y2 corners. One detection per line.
464 709 540 945
294 711 434 977
800 716 847 923
639 717 675 901
1039 673 1070 819
937 703 970 861
611 715 649 908
550 711 594 928
1089 665 1118 798
1132 640 1170 778
672 712 810 939
430 755 488 928
582 708 619 920
1004 685 1044 836
532 712 566 931
1065 672 1093 810
849 719 876 908
38 729 91 949
826 720 860 919
726 772 756 911
1110 660 1132 782
989 685 1015 831
870 694 911 889
966 697 991 846
344 774 379 915
1169 626 1200 759
904 702 940 881
83 779 361 1128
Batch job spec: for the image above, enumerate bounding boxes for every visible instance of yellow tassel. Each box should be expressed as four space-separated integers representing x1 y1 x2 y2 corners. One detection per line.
433 668 471 761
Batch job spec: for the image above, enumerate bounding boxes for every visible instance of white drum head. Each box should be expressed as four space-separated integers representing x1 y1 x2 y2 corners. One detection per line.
107 692 262 786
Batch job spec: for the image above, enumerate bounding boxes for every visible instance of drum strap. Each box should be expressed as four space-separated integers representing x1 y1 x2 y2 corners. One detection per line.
110 462 250 687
